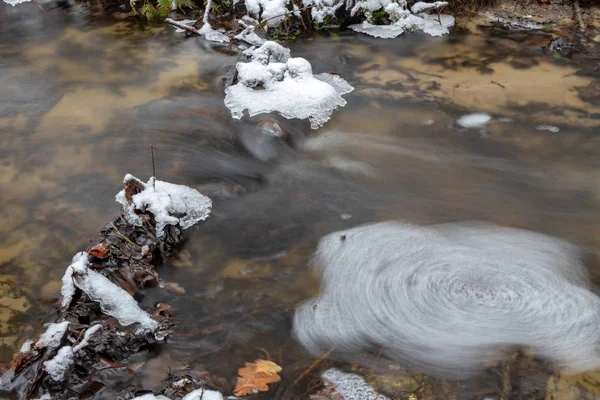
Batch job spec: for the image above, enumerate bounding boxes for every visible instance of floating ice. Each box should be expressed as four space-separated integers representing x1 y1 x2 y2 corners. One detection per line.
37 321 70 349
294 221 600 378
66 252 159 333
43 346 74 381
536 124 560 133
115 174 212 239
456 112 491 128
224 41 353 129
350 0 454 37
321 369 390 400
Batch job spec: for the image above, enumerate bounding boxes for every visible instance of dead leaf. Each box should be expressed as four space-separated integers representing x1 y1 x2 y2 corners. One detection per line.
234 359 282 396
89 242 108 259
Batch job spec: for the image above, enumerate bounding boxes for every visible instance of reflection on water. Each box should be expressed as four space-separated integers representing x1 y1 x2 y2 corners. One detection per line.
0 2 599 398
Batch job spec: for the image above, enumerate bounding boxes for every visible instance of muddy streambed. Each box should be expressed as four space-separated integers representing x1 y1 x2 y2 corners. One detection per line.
0 2 600 399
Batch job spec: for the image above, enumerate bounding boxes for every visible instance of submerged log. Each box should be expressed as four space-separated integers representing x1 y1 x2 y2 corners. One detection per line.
0 175 213 399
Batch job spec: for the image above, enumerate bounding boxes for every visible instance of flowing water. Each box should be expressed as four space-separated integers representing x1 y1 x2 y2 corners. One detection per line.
1 2 599 398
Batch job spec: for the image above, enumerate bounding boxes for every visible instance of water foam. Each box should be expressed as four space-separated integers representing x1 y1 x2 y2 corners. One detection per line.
293 221 600 378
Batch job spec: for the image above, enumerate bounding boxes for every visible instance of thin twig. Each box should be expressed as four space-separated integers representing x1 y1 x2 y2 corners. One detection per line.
150 142 156 190
573 0 586 31
32 0 47 14
293 346 335 386
261 4 315 25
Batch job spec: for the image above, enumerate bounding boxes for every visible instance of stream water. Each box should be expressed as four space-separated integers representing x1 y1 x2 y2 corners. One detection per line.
0 2 599 398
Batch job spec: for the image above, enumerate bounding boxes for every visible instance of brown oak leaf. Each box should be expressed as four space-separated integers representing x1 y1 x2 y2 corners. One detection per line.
234 359 282 396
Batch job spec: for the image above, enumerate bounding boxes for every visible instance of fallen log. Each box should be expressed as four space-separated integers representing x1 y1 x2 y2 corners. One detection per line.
0 175 213 399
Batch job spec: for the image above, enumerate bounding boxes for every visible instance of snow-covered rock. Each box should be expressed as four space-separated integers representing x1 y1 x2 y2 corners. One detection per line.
115 174 212 239
224 41 353 129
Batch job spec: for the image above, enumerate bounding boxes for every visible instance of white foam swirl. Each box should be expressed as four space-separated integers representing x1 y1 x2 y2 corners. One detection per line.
293 221 600 378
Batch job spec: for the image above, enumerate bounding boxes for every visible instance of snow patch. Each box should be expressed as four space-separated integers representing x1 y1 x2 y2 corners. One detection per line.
321 368 390 400
245 0 290 25
20 340 34 353
182 389 224 400
73 324 102 352
61 264 76 308
224 41 353 129
67 251 159 333
37 322 69 349
303 0 344 23
131 390 223 400
410 0 447 13
200 0 231 42
456 112 491 128
115 175 212 239
43 346 74 381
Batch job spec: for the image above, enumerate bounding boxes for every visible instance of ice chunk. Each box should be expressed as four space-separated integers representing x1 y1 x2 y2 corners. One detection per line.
225 41 353 129
2 0 31 5
182 389 224 400
73 324 102 352
321 368 390 400
456 112 491 128
115 175 212 239
68 252 159 333
37 321 69 348
410 1 447 13
536 124 560 133
43 346 74 381
199 23 231 43
294 222 600 378
234 25 266 46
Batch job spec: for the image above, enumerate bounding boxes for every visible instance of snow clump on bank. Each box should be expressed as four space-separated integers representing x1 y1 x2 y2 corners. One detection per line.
350 0 454 38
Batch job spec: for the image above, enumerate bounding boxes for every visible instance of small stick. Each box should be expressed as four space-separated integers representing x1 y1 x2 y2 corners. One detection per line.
293 346 335 386
261 4 315 25
573 0 586 31
165 18 201 35
150 142 156 190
